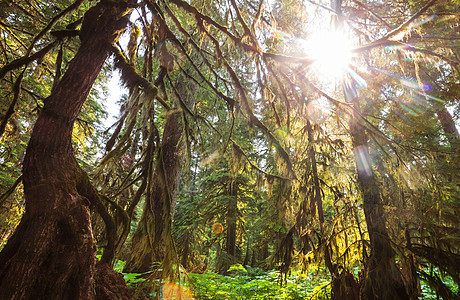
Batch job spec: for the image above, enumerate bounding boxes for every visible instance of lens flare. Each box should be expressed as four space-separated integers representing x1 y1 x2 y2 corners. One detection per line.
162 282 195 300
353 146 372 177
343 69 368 102
212 223 223 234
274 128 287 139
367 66 445 120
306 98 330 123
262 23 291 41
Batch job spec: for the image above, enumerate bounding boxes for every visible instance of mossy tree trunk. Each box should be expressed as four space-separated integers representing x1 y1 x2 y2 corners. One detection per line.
349 115 409 300
123 109 185 274
224 180 238 268
0 1 133 298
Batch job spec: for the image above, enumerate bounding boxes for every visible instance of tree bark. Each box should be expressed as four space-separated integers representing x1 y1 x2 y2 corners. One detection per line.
436 106 459 151
0 1 132 299
218 177 239 275
243 236 250 266
123 109 186 274
180 231 191 269
226 180 238 259
349 116 409 300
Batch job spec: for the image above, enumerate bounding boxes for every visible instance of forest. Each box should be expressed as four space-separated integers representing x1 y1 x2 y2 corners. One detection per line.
0 0 459 299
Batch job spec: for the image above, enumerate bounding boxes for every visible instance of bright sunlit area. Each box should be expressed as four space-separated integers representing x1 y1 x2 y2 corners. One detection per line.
301 26 354 83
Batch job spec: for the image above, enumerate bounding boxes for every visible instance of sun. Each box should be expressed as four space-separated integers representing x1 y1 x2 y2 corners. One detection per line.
303 29 353 81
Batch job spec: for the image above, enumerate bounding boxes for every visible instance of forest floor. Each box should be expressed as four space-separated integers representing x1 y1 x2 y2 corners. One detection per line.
110 261 456 299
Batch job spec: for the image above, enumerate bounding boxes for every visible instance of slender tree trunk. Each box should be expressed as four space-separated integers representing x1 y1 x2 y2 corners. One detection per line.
226 180 238 258
217 179 238 275
306 121 336 276
243 236 250 266
349 115 409 300
306 121 357 299
123 109 185 274
0 1 132 299
180 231 190 269
436 106 459 151
417 67 459 151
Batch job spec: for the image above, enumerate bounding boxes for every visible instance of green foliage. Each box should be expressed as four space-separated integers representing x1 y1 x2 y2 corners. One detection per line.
227 263 247 275
114 259 146 286
419 266 459 299
189 265 331 300
95 254 147 287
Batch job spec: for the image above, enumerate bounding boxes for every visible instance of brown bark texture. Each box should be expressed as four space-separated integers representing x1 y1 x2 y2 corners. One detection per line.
436 107 459 151
94 262 132 300
0 1 133 299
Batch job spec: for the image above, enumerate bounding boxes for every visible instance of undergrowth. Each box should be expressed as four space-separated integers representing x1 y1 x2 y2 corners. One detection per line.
188 264 331 300
99 255 457 300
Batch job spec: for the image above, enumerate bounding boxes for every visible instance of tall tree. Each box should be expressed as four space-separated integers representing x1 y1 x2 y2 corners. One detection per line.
349 106 409 299
0 1 135 298
123 106 186 274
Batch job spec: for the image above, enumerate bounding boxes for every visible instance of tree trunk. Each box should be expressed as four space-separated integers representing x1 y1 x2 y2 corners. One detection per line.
218 179 238 275
306 121 352 299
226 180 238 258
243 236 250 266
349 116 409 300
180 231 190 269
0 1 132 299
436 106 459 151
306 121 336 275
123 109 186 274
417 67 459 151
